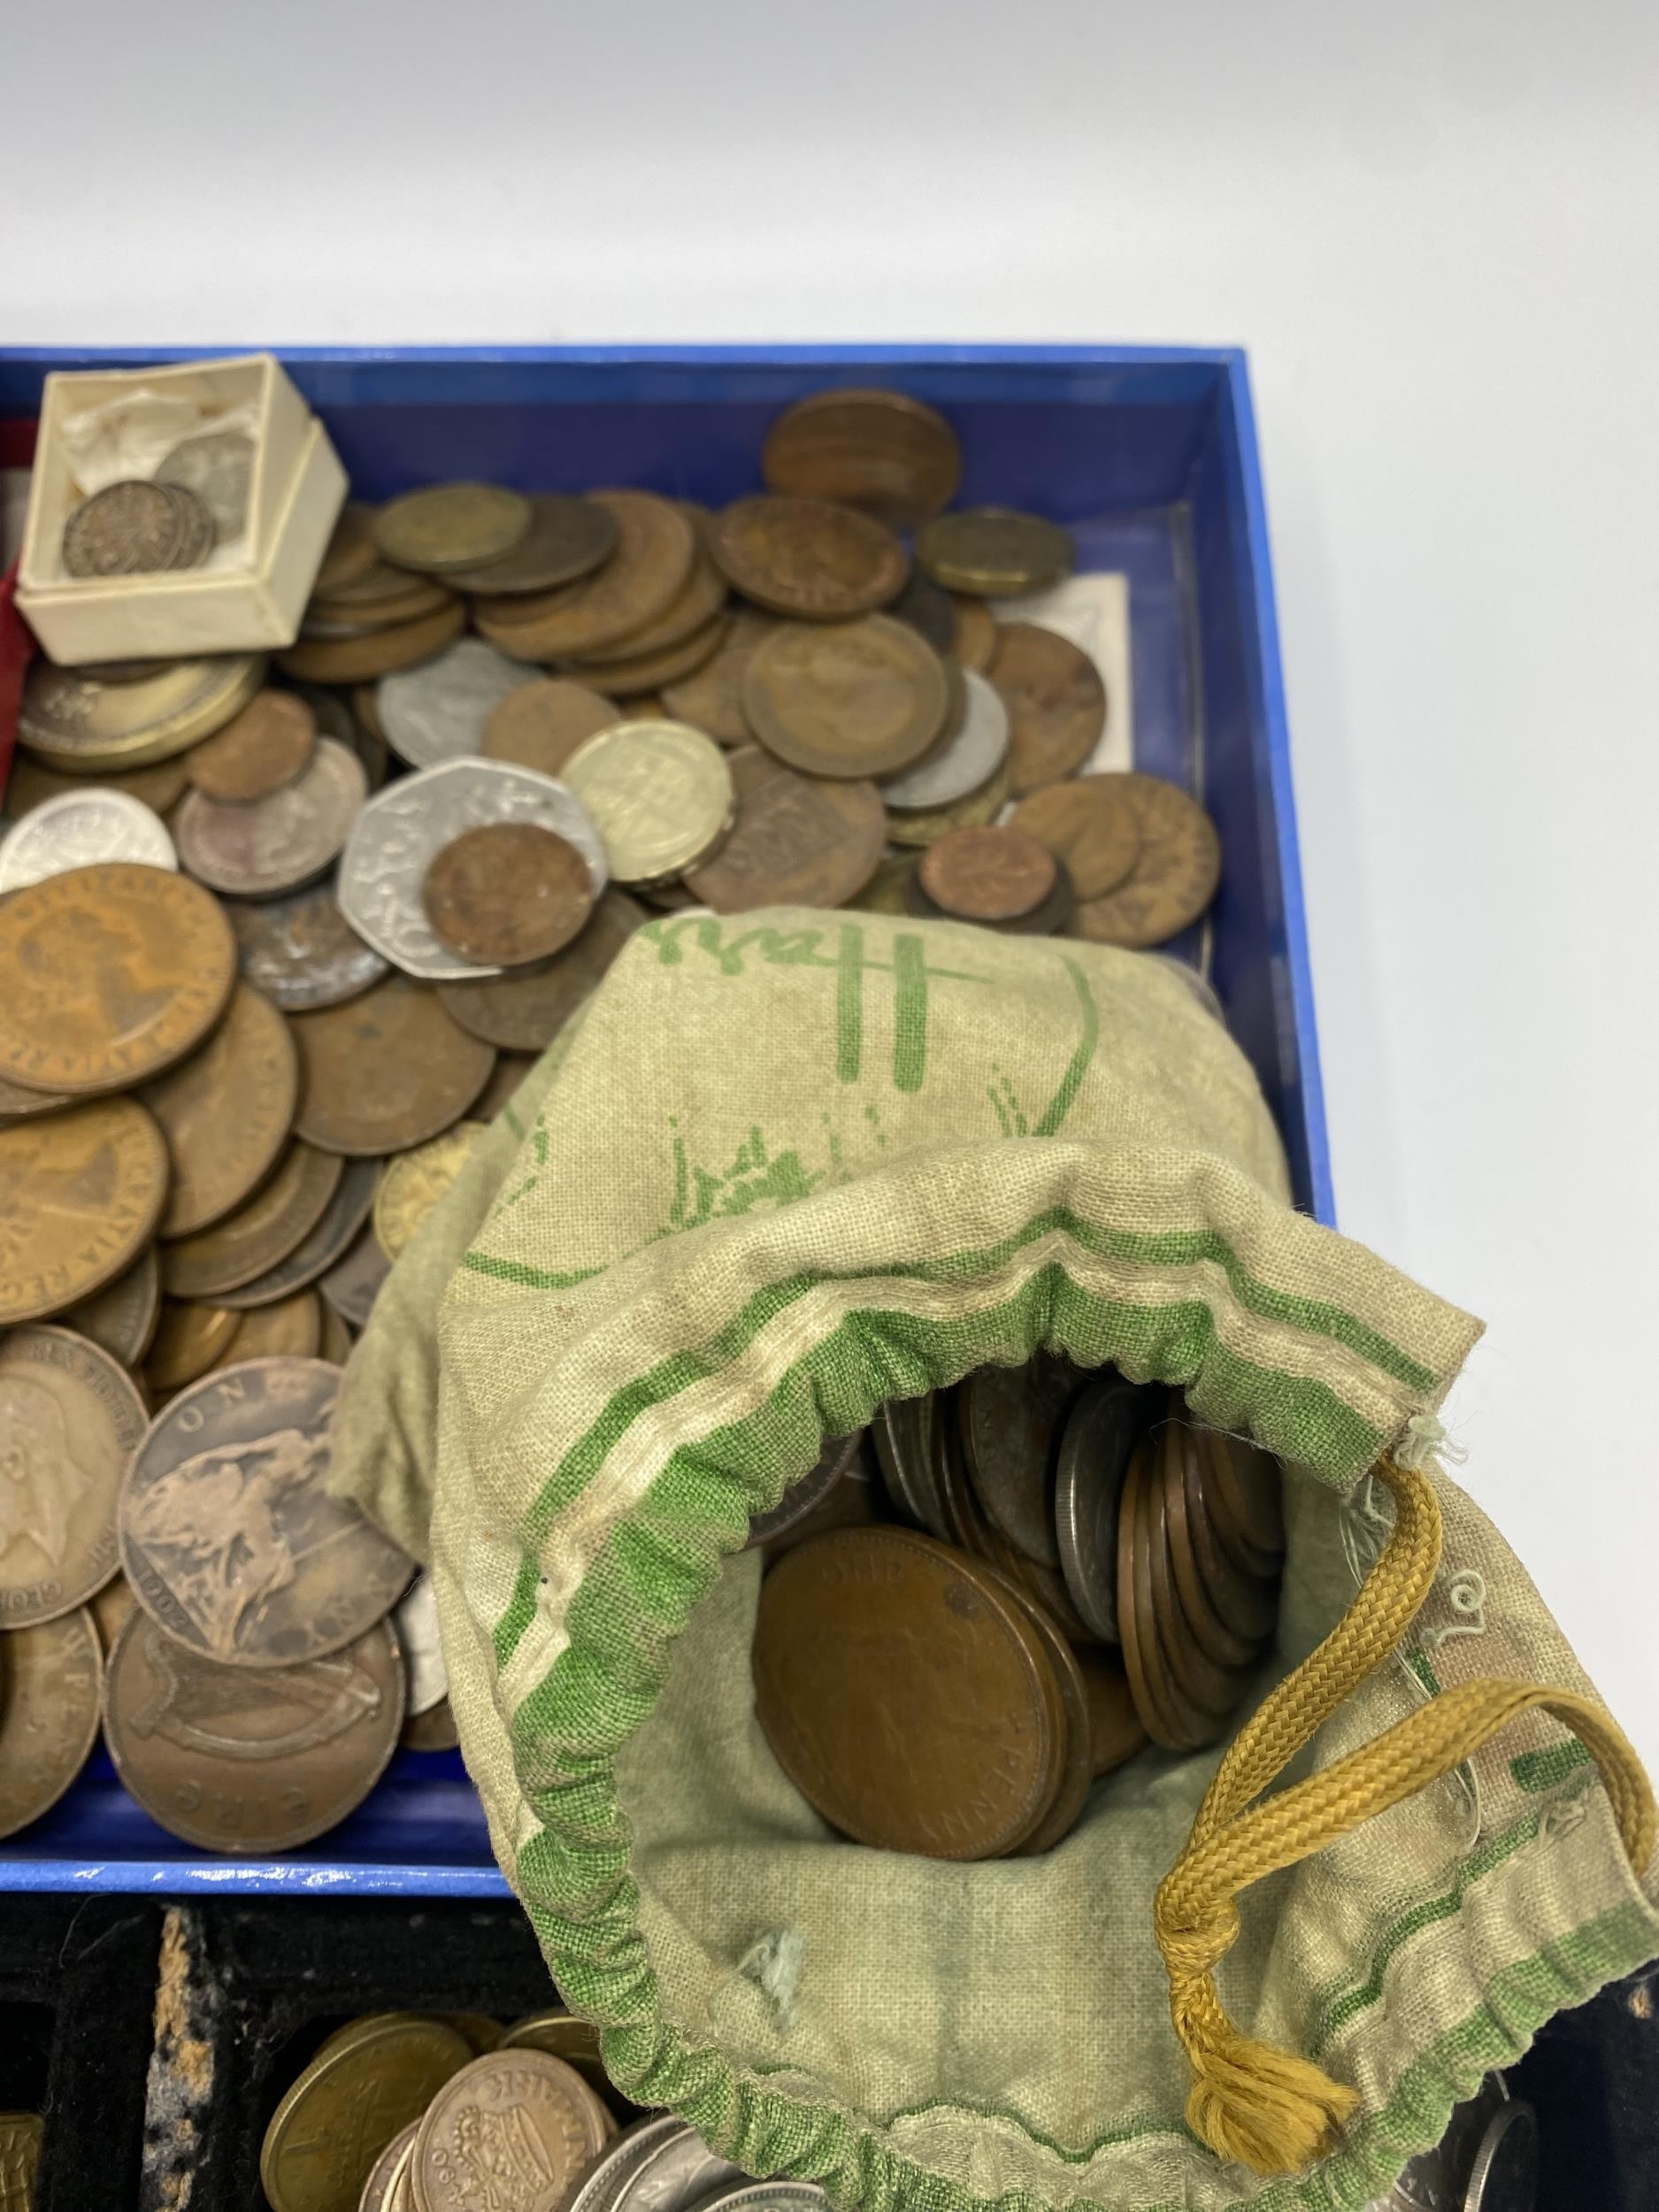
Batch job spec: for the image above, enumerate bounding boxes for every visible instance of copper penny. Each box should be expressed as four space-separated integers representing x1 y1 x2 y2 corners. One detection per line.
1159 1417 1263 1668
567 609 729 698
221 1288 323 1363
421 825 597 968
319 1223 391 1328
918 826 1056 923
374 481 532 574
292 977 495 1157
482 679 620 777
710 495 907 619
230 881 390 1014
262 2018 472 2212
61 1245 162 1367
753 1526 1065 1860
682 746 884 912
956 1354 1088 1572
993 1578 1095 1855
104 1610 405 1854
987 624 1107 795
433 891 646 1056
0 1608 101 1839
411 2050 610 2212
472 491 695 661
1010 775 1141 901
174 737 366 899
120 1356 411 1667
214 1156 380 1311
278 602 468 686
146 1299 242 1393
1143 1435 1257 1717
659 607 776 744
3 752 192 819
762 388 961 531
951 597 1000 672
1197 1422 1285 1558
188 691 319 803
1077 1647 1148 1776
442 493 618 595
313 503 381 595
161 1142 344 1301
918 508 1073 596
0 1098 169 1324
0 1070 72 1122
1119 1440 1219 1752
1066 775 1222 949
743 615 948 779
142 984 300 1238
575 550 728 667
1178 1424 1280 1642
0 1325 144 1625
0 863 236 1095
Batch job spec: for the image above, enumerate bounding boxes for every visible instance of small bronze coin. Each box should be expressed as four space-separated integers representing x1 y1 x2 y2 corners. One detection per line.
187 690 319 803
682 746 885 913
435 888 647 1052
146 1298 242 1392
710 495 908 620
230 881 390 1014
142 984 300 1238
3 751 192 819
62 478 204 578
61 1245 162 1367
421 826 597 969
161 1142 344 1301
278 602 467 687
19 654 266 774
215 1156 380 1311
174 737 367 899
1142 1444 1256 1717
373 482 532 575
292 978 495 1157
918 825 1056 923
1118 1440 1219 1752
0 1099 169 1324
567 609 728 698
957 1354 1089 1572
762 388 961 531
992 1578 1095 1855
1011 775 1141 902
918 508 1073 596
1066 774 1223 949
659 607 775 745
442 493 619 595
987 624 1106 795
951 597 1000 672
0 1326 144 1626
472 491 696 661
319 1224 391 1328
411 2050 611 2212
314 503 381 595
743 615 949 780
373 1123 488 1262
221 1287 323 1363
1159 1417 1263 1669
0 863 236 1095
0 1608 101 1840
260 2011 472 2212
104 1612 406 1859
1053 1374 1146 1645
482 679 620 777
120 1356 412 1668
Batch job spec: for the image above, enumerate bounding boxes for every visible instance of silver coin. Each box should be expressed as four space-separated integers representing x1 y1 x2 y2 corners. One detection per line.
393 1571 448 1714
174 737 367 899
697 2188 826 2212
216 1156 381 1310
745 1432 863 1549
568 2117 691 2212
612 2122 751 2212
0 787 176 889
338 757 609 982
1054 1374 1145 1643
879 668 1009 810
157 431 255 541
377 636 539 769
317 1222 389 1327
229 879 389 1011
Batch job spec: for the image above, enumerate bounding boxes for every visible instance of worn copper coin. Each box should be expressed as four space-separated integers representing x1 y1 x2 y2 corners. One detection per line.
215 1157 380 1311
1118 1440 1217 1752
61 478 210 577
918 508 1073 596
306 571 457 634
421 826 596 967
188 690 318 803
918 826 1056 922
0 864 236 1095
146 1299 242 1392
230 882 390 1013
987 624 1107 795
1010 774 1141 901
1196 1421 1285 1558
495 2012 611 2101
374 482 532 575
682 746 884 912
260 2011 472 2212
1143 1436 1257 1717
435 888 646 1051
567 608 728 698
157 429 255 541
292 978 495 1156
162 1142 344 1300
561 722 733 883
1066 774 1222 949
222 1288 323 1364
442 493 618 595
1178 1424 1280 1640
19 654 265 773
743 615 948 779
279 603 468 687
174 737 367 898
2 750 191 820
142 983 299 1237
957 1353 1088 1571
868 1393 950 1543
472 491 695 661
0 1098 169 1324
0 1069 72 1123
314 503 381 595
318 1225 391 1330
762 388 960 531
483 679 620 777
754 1526 1065 1859
990 1574 1095 1855
1159 1416 1263 1668
710 495 907 619
61 1245 161 1366
575 549 727 669
658 607 774 745
0 1608 102 1839
412 2049 611 2212
120 1356 411 1666
1078 1647 1148 1776
0 1325 143 1625
373 1124 488 1262
1053 1372 1144 1644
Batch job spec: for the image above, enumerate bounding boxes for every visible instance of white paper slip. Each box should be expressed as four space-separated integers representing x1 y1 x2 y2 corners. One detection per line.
992 572 1133 773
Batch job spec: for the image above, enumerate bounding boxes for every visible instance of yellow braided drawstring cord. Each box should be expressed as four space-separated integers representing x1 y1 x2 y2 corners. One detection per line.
1152 1455 1656 2178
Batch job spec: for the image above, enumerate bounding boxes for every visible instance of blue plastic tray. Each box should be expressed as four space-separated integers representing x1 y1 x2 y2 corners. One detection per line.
0 344 1326 1894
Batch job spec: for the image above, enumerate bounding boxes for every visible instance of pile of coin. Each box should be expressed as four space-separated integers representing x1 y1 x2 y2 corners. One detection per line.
59 427 257 576
751 1364 1286 1860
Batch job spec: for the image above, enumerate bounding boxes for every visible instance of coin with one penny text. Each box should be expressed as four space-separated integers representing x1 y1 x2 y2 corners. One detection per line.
188 690 318 802
0 1098 168 1325
292 977 495 1157
421 826 596 967
0 1326 144 1625
0 1608 102 1840
743 615 948 780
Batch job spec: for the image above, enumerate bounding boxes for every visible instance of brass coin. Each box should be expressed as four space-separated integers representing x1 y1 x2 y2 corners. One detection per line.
568 609 729 698
142 984 300 1238
1066 775 1222 949
216 1157 380 1311
360 2123 419 2212
62 477 209 577
434 890 645 1054
1159 1416 1263 1669
1195 1421 1285 1557
3 751 191 818
292 978 495 1157
917 824 1056 924
762 388 960 531
848 853 913 914
314 503 381 595
0 1099 169 1324
743 616 948 780
230 881 390 1014
187 690 319 803
683 746 885 912
19 654 265 772
951 597 1000 672
60 1244 162 1366
222 1287 323 1363
317 1301 353 1366
884 759 1010 850
120 1356 412 1667
0 1325 143 1625
319 1225 391 1329
373 1123 488 1262
401 1696 458 1753
1011 774 1141 901
575 551 728 668
0 1608 101 1839
473 491 695 661
659 606 775 745
146 1298 241 1391
411 2049 611 2212
0 2116 43 2208
261 2011 472 2212
496 2011 614 2101
987 623 1106 795
1143 1434 1256 1717
1077 1647 1148 1776
917 508 1073 596
442 493 618 595
710 495 908 619
957 1353 1088 1572
482 679 621 777
162 1142 344 1300
279 602 467 686
374 482 533 576
562 722 733 884
0 863 236 1095
421 826 597 968
174 737 367 899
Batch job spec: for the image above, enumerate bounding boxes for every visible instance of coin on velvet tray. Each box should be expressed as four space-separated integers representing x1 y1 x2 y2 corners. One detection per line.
260 2010 472 2212
421 825 597 967
411 2051 613 2212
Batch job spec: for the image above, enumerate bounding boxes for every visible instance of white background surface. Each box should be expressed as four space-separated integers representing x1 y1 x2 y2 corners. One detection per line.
4 3 1657 1761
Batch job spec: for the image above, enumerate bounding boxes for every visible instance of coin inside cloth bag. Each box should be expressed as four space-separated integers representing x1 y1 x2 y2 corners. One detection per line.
329 908 1659 2212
